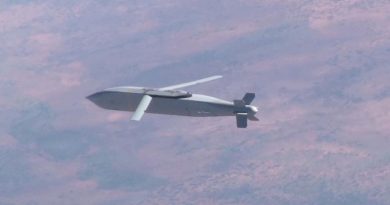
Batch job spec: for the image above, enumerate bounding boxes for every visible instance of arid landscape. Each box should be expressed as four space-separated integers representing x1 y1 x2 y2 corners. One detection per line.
0 1 389 204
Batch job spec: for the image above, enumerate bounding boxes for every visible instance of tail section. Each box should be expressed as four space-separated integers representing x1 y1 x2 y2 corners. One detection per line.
233 93 258 128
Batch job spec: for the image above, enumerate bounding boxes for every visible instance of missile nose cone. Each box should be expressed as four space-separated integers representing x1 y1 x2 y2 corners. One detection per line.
86 92 100 103
86 94 94 101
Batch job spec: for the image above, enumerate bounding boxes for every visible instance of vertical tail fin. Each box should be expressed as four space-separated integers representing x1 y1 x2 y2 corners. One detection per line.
236 113 248 128
242 93 255 105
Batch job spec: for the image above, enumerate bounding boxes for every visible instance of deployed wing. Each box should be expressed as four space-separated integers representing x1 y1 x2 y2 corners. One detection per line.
159 75 222 91
131 95 152 121
121 75 222 121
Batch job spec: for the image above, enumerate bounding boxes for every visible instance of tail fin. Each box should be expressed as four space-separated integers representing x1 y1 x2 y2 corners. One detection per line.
236 113 248 128
242 93 255 105
233 93 257 128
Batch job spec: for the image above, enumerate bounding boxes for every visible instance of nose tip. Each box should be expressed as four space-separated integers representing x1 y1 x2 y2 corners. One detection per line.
86 94 94 101
86 93 99 102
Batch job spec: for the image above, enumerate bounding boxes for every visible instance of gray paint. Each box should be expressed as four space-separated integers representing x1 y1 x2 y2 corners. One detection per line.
87 80 258 127
88 89 257 118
